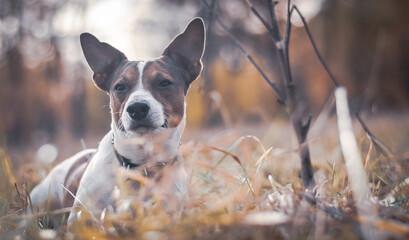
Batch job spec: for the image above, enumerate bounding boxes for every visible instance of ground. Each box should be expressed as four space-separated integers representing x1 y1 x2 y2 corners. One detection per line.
1 114 408 239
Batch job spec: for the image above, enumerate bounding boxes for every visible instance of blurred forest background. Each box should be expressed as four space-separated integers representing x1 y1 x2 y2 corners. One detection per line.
1 0 408 164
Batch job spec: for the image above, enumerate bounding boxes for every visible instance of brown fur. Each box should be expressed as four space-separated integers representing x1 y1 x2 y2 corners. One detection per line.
62 152 94 207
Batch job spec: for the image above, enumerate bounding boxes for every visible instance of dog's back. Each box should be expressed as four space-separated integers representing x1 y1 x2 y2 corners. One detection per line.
30 149 95 210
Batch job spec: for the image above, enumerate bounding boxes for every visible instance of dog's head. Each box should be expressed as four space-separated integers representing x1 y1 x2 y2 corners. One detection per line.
80 18 205 163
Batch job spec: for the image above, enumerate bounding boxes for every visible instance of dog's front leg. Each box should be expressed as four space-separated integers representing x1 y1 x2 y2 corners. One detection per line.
67 133 117 225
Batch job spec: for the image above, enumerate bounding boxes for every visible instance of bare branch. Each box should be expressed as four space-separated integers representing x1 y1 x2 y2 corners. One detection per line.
200 0 216 92
298 114 312 143
242 0 294 90
284 0 293 86
202 0 286 104
288 5 392 159
268 0 294 90
266 0 314 188
242 0 275 39
240 0 315 188
356 113 392 157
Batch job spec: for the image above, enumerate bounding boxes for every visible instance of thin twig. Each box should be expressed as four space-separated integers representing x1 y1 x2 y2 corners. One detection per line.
200 0 216 92
242 0 293 88
0 207 72 221
202 0 286 103
23 183 34 214
355 30 392 158
14 183 22 200
284 0 293 86
364 139 373 169
241 0 316 188
287 4 391 161
300 191 344 219
242 0 274 39
290 5 339 87
356 113 392 157
267 0 293 91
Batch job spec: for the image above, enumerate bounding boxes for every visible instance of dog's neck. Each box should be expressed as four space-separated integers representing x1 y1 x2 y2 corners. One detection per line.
111 112 186 166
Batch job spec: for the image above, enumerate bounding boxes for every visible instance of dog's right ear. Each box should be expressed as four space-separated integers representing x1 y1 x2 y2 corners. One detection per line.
162 18 205 86
80 33 127 91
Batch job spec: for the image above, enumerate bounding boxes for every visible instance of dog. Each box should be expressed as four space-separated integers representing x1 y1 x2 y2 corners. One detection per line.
30 18 205 224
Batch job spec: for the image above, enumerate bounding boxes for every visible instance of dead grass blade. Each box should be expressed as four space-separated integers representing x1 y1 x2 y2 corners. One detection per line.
335 87 381 240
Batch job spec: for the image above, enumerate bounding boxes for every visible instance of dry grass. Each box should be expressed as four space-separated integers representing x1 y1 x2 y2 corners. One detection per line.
1 116 409 240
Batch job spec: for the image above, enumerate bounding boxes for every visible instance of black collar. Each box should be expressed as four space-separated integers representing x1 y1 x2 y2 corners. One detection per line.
111 134 141 169
111 133 178 172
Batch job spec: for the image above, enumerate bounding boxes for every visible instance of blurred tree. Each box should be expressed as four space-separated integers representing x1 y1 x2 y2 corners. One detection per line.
162 0 409 124
0 0 88 148
177 0 285 126
319 0 409 110
1 0 408 152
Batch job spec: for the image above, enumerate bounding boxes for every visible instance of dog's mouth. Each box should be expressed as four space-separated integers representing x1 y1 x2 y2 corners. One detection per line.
161 118 168 128
126 118 168 134
129 124 156 134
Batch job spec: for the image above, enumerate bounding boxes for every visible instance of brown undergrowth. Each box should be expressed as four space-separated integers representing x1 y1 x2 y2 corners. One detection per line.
1 117 409 240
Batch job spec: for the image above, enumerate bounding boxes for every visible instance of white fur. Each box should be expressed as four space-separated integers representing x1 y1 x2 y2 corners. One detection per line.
137 61 146 90
29 149 96 209
114 61 167 164
68 122 186 224
120 90 165 135
31 61 189 226
66 64 188 224
67 132 116 224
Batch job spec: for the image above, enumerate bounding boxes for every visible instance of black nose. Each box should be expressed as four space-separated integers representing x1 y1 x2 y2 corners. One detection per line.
127 101 150 120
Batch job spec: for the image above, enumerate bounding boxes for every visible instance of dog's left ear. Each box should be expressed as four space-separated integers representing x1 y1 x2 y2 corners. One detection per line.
163 18 205 86
80 33 127 91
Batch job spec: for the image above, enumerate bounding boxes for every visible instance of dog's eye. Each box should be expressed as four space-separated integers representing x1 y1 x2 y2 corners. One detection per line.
114 84 129 93
157 79 174 88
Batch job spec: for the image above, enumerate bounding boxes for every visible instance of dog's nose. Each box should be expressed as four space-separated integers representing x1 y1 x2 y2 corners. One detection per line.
127 101 150 120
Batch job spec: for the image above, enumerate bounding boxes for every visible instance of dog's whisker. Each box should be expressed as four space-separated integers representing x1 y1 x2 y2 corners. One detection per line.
117 119 126 132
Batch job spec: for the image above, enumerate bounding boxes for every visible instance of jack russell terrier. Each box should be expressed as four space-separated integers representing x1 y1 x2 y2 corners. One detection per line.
30 18 205 224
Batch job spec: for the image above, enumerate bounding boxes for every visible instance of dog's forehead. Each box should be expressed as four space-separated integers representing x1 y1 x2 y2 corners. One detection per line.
114 61 140 80
142 58 185 82
110 58 186 91
123 64 139 79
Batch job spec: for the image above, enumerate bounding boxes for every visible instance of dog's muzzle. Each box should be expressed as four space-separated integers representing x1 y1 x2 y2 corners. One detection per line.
124 100 167 133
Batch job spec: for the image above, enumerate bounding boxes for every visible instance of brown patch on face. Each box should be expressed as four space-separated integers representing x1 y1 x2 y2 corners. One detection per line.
108 61 141 129
142 58 188 128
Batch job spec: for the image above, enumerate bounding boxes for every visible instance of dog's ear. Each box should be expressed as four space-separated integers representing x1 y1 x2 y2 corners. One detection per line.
80 33 127 91
163 18 205 86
